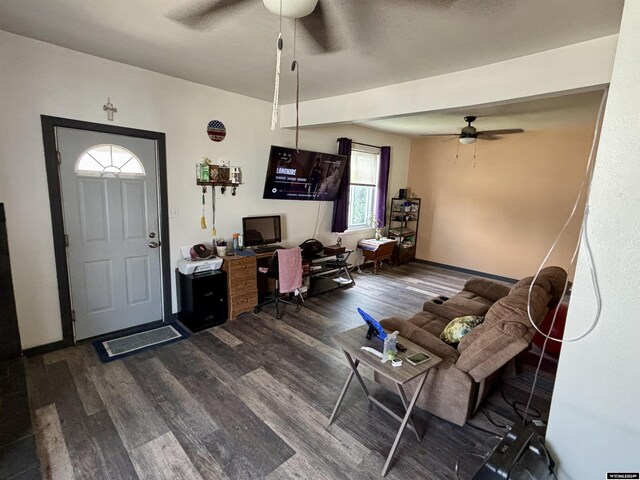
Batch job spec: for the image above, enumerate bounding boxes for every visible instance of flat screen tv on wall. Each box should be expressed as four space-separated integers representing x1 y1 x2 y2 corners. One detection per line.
262 145 347 201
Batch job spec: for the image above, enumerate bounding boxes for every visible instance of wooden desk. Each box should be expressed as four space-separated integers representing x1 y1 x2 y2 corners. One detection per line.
358 239 396 274
329 325 442 476
223 247 354 319
221 254 258 320
221 250 282 319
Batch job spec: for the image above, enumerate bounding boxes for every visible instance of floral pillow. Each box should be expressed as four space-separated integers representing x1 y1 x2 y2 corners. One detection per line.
439 315 485 345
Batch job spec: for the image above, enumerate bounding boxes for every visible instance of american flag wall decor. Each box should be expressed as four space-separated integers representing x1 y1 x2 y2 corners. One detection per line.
207 120 227 142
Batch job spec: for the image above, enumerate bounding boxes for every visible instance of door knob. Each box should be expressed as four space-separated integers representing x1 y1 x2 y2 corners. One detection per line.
148 241 160 248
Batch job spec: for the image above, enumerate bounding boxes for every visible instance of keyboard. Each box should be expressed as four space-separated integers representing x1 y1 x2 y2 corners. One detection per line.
252 245 280 254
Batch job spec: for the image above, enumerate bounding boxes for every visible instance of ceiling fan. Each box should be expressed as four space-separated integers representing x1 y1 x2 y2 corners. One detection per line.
427 116 525 144
168 0 338 52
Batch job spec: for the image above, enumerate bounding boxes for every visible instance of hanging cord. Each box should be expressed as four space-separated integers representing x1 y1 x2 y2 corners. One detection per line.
200 186 207 229
520 87 609 425
312 201 321 239
291 18 300 151
473 140 478 167
270 1 284 130
453 141 460 165
210 185 216 237
271 33 283 130
526 87 608 343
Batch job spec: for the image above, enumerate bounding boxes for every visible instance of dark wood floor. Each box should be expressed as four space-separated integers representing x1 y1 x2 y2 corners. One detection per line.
25 263 553 480
0 358 40 479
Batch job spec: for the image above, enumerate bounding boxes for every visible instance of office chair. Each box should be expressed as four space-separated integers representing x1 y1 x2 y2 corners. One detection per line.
254 247 304 319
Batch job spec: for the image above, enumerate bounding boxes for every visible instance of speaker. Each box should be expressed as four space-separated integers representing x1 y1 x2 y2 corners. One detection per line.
473 424 556 479
399 188 408 199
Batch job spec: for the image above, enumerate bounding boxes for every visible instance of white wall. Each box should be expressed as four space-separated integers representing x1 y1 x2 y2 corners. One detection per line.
546 1 640 478
0 31 411 349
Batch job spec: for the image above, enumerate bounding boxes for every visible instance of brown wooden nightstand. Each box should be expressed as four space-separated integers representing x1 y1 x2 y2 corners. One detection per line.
358 238 396 274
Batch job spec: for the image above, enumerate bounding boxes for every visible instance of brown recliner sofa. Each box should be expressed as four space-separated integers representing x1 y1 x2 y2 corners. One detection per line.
377 266 567 426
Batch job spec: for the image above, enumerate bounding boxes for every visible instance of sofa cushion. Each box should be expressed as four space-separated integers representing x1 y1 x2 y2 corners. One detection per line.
463 277 511 303
380 316 459 364
510 266 568 308
407 311 450 336
456 321 531 382
422 293 491 319
440 315 485 344
510 275 551 295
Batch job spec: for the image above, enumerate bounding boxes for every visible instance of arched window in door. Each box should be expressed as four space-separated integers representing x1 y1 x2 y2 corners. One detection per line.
75 144 145 178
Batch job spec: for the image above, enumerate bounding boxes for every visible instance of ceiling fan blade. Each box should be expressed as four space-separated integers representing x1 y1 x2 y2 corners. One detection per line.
167 0 248 28
475 134 501 141
299 1 340 53
478 128 525 136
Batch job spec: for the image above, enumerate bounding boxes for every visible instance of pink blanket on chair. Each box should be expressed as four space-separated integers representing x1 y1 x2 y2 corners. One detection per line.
278 247 303 294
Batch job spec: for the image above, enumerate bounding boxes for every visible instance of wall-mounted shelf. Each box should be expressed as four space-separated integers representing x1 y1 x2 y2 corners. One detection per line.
196 180 242 187
196 163 241 187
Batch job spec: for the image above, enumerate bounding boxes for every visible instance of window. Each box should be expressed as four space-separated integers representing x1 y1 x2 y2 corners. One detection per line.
75 144 145 178
347 148 380 230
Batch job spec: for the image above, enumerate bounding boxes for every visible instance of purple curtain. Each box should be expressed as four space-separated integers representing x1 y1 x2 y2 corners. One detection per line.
331 137 352 232
376 146 391 226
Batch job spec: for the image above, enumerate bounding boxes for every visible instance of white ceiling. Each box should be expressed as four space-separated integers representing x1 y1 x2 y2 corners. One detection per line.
358 90 606 136
0 0 623 105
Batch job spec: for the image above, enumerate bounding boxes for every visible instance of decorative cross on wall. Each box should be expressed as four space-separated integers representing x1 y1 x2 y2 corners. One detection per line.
103 97 118 121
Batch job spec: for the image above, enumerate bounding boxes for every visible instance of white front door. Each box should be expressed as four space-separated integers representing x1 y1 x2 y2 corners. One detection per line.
57 128 163 340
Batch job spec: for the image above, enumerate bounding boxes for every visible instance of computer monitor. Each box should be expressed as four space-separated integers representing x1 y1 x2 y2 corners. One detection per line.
242 215 282 247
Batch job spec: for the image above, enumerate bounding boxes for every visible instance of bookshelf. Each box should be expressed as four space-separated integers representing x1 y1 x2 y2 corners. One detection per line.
388 197 421 264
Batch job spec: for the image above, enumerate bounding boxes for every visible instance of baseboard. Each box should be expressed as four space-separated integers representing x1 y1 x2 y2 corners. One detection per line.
414 259 518 284
23 314 180 357
23 339 71 358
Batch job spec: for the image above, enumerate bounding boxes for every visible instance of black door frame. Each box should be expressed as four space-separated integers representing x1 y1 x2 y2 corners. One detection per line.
36 115 171 354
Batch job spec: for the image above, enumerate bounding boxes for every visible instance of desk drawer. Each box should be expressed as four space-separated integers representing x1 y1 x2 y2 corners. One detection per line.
230 289 257 309
229 274 256 295
229 289 258 319
229 266 256 283
228 257 256 273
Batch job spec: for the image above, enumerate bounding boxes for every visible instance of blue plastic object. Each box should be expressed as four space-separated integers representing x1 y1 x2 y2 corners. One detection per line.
357 308 387 340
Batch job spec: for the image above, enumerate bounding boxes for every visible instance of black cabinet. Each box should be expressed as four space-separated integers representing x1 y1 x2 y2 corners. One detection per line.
0 204 22 360
178 271 227 332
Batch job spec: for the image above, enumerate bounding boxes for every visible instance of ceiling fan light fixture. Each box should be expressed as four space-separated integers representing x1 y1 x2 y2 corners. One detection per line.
459 136 476 145
263 0 319 18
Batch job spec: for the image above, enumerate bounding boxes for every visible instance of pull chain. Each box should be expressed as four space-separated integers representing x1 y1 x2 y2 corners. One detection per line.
292 18 300 151
271 0 284 130
473 140 478 167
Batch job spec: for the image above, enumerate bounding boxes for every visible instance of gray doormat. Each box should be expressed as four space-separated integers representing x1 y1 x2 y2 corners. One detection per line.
92 322 190 363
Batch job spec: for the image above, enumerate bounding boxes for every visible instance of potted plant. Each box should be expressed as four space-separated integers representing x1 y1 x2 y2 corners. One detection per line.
368 212 385 241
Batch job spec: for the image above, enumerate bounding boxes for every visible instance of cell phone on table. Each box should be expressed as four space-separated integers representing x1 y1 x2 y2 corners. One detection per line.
406 352 431 365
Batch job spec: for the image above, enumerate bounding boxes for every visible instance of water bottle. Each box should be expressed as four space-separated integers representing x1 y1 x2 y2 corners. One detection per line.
382 330 399 362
